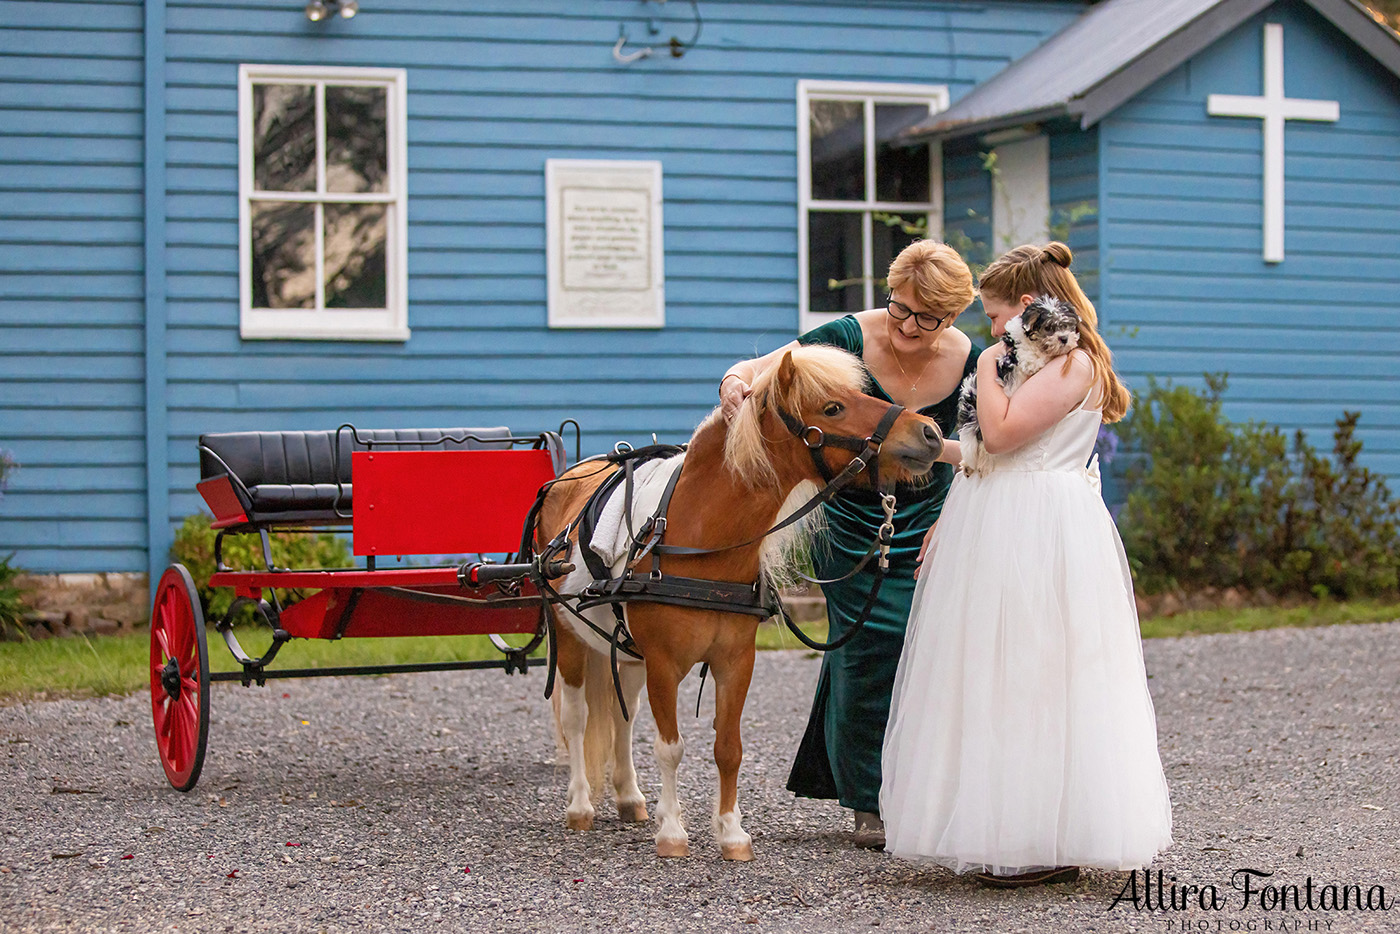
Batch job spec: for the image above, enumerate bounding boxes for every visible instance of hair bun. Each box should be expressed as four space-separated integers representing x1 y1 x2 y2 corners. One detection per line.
1040 242 1073 268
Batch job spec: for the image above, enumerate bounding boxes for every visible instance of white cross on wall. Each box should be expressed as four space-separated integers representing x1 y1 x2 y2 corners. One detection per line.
1207 23 1339 263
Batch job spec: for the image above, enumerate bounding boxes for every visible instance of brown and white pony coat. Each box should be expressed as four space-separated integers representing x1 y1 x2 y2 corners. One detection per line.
535 345 941 859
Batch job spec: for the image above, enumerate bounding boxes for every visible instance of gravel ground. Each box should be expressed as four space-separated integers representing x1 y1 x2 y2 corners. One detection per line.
2 622 1399 934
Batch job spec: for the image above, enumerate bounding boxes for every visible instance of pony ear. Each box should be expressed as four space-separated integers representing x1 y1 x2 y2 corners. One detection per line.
775 350 797 403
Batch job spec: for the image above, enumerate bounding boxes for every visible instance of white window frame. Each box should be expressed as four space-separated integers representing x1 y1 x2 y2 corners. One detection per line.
797 80 949 335
238 64 409 342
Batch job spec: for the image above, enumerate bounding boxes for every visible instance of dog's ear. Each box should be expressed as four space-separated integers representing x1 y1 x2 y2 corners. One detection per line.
1021 299 1049 335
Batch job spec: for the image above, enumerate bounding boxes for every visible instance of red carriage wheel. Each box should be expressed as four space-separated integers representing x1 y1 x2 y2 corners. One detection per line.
149 564 210 791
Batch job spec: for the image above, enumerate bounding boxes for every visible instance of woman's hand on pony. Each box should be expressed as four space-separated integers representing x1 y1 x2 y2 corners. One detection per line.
720 374 752 421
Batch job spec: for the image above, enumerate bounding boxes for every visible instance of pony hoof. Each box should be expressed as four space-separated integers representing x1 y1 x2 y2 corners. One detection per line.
655 838 690 858
617 801 648 822
566 812 595 831
721 841 754 862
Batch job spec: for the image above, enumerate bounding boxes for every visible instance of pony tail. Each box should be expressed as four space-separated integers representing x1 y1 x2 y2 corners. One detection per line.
1041 242 1073 268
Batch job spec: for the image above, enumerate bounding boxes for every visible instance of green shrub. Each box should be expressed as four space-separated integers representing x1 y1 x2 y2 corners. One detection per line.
0 452 28 638
0 554 26 639
170 513 351 622
1117 376 1399 598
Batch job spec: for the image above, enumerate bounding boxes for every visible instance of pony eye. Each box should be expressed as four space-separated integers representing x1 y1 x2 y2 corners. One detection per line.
823 402 844 417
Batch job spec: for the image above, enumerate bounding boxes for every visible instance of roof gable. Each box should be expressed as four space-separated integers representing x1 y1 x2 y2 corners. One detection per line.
908 0 1400 141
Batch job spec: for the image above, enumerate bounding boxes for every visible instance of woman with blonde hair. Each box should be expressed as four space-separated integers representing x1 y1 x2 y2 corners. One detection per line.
880 242 1172 886
719 239 979 848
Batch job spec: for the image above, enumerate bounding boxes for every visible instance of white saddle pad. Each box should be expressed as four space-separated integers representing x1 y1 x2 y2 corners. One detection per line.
588 454 687 571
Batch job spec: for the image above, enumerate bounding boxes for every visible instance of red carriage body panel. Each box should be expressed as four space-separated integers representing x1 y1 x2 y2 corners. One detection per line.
351 449 556 557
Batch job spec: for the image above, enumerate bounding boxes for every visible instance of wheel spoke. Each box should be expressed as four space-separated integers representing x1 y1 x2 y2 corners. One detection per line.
172 610 193 661
178 694 200 762
180 675 198 696
167 705 185 769
153 626 171 660
155 698 172 739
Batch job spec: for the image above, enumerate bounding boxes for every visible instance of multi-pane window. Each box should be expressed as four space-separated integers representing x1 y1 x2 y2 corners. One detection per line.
238 65 408 341
797 81 948 333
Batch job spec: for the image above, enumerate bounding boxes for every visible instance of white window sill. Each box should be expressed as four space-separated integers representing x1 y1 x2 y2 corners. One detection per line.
240 321 411 342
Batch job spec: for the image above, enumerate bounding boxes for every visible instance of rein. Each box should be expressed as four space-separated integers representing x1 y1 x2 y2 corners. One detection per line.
525 399 907 718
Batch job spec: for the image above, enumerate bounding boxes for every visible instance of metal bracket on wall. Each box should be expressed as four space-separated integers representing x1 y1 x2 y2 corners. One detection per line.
612 0 703 64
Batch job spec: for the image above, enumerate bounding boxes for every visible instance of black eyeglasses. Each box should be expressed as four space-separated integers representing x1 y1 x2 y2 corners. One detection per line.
886 296 950 331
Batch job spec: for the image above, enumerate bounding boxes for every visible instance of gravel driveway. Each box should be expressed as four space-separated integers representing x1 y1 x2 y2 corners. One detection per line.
2 622 1399 933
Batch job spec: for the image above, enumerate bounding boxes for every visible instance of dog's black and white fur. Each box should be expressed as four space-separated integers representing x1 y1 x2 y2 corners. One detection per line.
956 295 1082 476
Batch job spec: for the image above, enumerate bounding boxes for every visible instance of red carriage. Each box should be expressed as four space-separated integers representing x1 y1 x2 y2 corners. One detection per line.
148 423 574 791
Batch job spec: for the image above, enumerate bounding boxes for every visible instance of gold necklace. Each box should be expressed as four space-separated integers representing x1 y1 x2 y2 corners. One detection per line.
887 318 939 394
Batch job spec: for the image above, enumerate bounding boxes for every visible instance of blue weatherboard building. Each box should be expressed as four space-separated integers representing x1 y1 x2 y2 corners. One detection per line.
2 0 1398 583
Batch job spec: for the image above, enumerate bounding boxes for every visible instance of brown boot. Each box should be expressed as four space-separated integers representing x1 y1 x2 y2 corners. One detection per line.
853 811 885 849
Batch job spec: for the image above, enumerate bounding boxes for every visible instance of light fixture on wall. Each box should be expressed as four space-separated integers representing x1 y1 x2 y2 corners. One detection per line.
305 0 358 22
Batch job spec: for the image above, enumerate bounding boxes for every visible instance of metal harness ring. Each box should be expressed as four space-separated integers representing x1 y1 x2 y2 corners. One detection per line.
802 426 825 449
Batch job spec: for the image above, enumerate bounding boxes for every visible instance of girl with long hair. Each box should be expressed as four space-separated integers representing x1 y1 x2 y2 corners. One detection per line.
880 242 1172 887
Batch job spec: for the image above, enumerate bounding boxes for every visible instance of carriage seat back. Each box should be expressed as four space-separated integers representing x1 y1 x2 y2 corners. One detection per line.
197 427 527 529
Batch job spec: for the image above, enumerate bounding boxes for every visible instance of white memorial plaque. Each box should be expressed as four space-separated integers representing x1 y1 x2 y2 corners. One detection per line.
546 160 665 328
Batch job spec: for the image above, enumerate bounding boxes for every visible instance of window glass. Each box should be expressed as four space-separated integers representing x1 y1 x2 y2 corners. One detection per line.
250 201 315 308
326 86 388 194
872 214 923 291
808 211 864 313
799 84 945 330
810 100 865 201
875 104 931 203
253 84 316 193
324 203 387 308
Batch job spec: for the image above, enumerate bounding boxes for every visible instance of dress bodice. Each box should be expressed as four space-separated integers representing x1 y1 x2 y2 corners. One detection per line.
985 402 1103 478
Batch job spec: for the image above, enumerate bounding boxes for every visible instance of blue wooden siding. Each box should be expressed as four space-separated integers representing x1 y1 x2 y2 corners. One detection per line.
1100 0 1400 478
1049 122 1099 308
159 0 1086 545
942 137 994 271
0 0 148 573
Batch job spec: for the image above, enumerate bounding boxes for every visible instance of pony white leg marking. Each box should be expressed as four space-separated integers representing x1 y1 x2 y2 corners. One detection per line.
559 681 595 831
712 801 753 862
612 662 648 822
653 736 688 857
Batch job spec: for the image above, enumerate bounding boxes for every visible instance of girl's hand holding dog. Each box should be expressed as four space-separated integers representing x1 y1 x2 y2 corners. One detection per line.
975 349 1094 456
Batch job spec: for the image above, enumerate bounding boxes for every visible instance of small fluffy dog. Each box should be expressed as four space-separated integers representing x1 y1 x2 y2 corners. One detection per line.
956 295 1082 476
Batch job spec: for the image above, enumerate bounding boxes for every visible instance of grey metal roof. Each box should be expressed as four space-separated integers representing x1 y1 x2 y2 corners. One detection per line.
906 0 1400 141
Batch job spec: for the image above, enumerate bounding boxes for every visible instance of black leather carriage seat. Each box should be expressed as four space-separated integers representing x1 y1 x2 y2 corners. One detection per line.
198 427 540 528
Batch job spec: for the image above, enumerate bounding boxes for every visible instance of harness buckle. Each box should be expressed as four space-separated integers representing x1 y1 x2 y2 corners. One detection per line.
849 456 866 474
877 493 897 570
802 426 825 449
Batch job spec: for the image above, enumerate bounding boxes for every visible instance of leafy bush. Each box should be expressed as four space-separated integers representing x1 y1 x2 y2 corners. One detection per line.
0 452 27 638
170 513 351 622
1117 376 1399 598
0 554 25 639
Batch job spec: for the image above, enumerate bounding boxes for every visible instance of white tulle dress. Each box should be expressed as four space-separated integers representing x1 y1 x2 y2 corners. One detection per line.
880 396 1172 875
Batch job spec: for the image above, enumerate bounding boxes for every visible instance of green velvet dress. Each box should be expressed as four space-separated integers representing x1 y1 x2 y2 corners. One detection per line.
786 315 978 814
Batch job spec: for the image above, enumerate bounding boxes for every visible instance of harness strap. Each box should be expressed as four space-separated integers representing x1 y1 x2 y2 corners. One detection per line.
779 559 887 652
